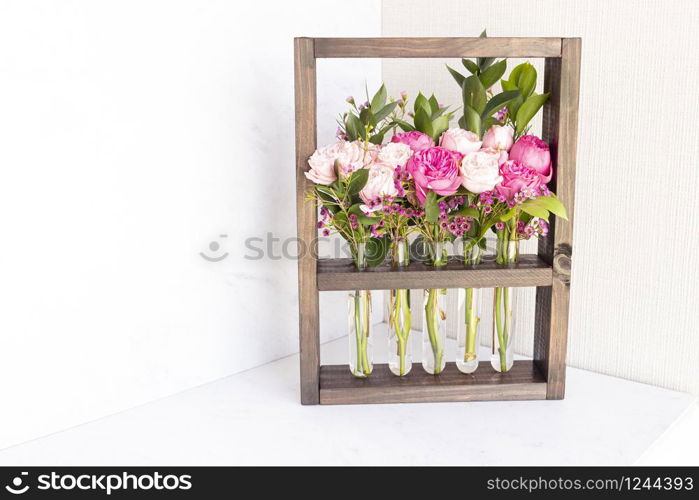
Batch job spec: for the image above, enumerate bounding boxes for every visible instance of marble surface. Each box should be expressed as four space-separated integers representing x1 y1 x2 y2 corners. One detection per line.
0 326 695 466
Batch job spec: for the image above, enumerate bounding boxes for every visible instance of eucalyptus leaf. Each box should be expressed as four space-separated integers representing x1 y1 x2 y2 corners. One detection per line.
392 118 415 132
370 84 387 112
478 59 507 90
462 75 487 114
481 90 520 118
425 190 439 223
515 93 550 135
347 168 369 196
431 115 450 142
414 108 434 137
373 101 398 123
462 58 479 75
447 65 466 87
463 104 482 136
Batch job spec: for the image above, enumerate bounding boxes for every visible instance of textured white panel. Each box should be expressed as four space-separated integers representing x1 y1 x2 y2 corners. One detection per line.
382 0 699 395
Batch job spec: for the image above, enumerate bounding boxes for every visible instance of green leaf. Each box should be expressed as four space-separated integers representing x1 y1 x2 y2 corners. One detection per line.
347 168 369 195
345 114 362 140
369 133 384 145
452 206 479 219
508 62 537 98
414 107 434 138
463 104 482 136
515 93 549 135
392 119 415 132
499 208 518 222
414 93 430 116
373 101 398 123
428 94 440 114
527 195 568 220
365 237 388 267
478 59 507 90
370 84 387 112
359 106 373 127
424 190 439 223
462 75 487 114
333 211 349 232
483 116 504 131
519 202 550 220
349 203 378 225
462 58 479 74
476 29 494 69
457 115 467 129
447 65 466 87
481 90 520 118
431 115 450 142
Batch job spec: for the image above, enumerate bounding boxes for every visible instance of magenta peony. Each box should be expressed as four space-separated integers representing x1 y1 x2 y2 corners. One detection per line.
508 135 551 182
496 160 542 200
406 146 463 204
391 131 435 153
439 128 482 154
482 125 514 151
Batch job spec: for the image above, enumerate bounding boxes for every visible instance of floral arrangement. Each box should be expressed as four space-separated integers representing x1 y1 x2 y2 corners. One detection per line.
304 39 567 377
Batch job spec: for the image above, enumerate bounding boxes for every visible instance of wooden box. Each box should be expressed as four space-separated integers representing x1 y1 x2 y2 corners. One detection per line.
294 37 580 405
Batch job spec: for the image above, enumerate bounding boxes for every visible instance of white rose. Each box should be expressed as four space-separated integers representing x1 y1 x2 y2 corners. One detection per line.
459 148 503 194
482 125 514 151
359 161 398 209
440 128 482 154
305 140 366 184
377 142 412 168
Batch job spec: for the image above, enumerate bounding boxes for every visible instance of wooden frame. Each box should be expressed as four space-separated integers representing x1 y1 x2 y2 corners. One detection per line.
294 37 581 405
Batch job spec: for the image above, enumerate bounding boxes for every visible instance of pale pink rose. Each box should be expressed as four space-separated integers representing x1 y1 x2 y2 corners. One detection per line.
406 146 463 204
391 131 435 153
377 142 413 168
440 128 482 154
359 161 398 209
482 125 514 151
459 149 503 194
498 150 509 165
305 140 366 184
496 160 542 200
509 135 552 182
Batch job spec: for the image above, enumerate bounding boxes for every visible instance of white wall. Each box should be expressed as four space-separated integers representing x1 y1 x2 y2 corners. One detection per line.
382 0 699 395
0 0 380 448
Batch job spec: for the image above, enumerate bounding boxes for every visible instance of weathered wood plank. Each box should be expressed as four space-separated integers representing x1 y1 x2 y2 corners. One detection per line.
534 38 581 400
320 361 547 404
294 38 320 405
314 37 562 58
318 255 552 291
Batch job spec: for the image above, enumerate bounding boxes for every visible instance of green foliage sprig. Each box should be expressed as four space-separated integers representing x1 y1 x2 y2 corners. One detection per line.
392 92 455 143
340 84 405 145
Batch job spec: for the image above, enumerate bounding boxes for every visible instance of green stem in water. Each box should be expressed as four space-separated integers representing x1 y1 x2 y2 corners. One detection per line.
495 287 507 372
425 289 444 374
464 287 479 362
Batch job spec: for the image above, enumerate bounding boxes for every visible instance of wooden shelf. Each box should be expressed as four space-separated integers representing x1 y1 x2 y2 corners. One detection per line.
317 255 552 291
319 361 547 405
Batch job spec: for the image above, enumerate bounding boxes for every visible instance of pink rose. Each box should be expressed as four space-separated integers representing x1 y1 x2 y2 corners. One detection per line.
360 161 399 208
391 131 435 153
459 149 503 194
305 140 366 184
482 125 514 151
377 142 413 168
509 135 552 182
496 160 542 200
439 128 482 154
406 146 463 204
